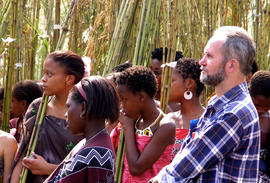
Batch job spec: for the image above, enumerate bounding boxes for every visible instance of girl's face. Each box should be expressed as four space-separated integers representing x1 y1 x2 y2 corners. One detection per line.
41 59 68 96
66 96 86 135
252 95 270 116
150 59 162 91
169 68 185 102
11 97 26 118
117 85 141 119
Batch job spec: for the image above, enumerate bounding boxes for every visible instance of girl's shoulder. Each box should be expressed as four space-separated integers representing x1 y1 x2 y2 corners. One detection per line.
159 113 177 128
75 145 114 170
153 113 176 143
0 130 16 142
0 131 17 152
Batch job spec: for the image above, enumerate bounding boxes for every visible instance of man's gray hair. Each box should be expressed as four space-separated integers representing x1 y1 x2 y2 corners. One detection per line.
214 26 256 75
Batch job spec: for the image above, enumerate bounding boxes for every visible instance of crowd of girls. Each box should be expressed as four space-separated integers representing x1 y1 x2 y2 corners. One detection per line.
0 42 268 183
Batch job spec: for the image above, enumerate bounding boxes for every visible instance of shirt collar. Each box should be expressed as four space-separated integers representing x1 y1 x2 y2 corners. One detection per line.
207 82 249 112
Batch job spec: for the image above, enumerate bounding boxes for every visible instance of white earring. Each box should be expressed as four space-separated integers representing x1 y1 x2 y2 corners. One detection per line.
184 90 193 100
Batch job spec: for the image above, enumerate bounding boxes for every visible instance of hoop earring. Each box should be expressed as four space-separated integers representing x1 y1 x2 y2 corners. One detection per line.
80 114 84 119
184 89 193 100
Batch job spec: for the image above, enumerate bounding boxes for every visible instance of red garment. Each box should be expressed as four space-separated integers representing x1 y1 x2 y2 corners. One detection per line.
110 124 173 183
9 118 20 142
171 129 195 160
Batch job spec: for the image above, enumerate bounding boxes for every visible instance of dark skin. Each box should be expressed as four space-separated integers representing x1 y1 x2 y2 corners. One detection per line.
150 59 181 112
10 59 76 183
168 69 204 129
117 85 175 176
66 98 106 142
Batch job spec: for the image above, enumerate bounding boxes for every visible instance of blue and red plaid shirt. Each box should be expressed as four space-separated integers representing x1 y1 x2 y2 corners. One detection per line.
155 82 260 183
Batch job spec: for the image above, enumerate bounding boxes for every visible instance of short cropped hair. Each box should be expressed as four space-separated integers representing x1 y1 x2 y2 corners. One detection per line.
12 80 43 106
250 70 270 98
117 66 157 98
213 26 256 75
151 47 183 62
112 62 132 72
175 58 204 96
46 51 85 84
70 76 119 123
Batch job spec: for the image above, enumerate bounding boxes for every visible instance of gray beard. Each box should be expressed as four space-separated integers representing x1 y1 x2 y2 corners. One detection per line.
200 67 226 86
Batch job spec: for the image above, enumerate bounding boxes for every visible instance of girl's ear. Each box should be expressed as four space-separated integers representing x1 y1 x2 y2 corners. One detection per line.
80 101 87 119
138 91 147 102
21 100 28 111
184 78 195 89
66 75 76 86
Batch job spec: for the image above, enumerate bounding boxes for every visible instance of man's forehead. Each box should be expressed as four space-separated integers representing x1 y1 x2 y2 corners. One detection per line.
204 36 226 53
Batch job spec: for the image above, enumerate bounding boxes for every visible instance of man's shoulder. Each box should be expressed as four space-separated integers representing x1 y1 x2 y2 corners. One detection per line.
221 94 258 128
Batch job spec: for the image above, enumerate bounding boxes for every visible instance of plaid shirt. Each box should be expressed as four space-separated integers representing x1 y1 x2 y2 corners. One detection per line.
156 82 260 183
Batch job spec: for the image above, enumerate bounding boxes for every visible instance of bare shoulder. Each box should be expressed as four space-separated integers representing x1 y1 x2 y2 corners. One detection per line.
0 131 17 146
158 113 176 131
160 111 181 126
153 113 175 144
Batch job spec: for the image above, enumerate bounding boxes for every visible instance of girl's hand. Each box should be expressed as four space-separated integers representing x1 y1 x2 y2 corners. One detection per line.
22 152 57 175
119 104 134 130
119 109 134 130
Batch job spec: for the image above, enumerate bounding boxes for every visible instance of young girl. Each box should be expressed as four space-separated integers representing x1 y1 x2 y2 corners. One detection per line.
250 70 270 182
45 76 119 182
10 80 43 143
0 130 17 182
111 66 175 182
150 47 183 112
8 51 85 183
168 58 205 158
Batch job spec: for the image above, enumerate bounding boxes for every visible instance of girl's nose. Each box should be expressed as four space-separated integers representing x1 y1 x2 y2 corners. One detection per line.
41 75 46 82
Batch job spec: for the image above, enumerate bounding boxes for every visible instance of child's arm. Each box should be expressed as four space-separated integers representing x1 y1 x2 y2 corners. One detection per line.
121 114 175 176
3 135 17 183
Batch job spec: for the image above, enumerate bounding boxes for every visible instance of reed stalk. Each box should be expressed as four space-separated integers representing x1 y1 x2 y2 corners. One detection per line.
159 0 179 113
52 0 60 51
55 0 77 50
19 94 49 183
102 0 139 75
114 128 125 183
1 0 18 132
0 0 12 50
29 0 41 79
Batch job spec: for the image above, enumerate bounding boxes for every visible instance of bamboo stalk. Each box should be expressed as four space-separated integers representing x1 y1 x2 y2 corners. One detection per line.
159 0 178 113
52 0 60 51
19 94 49 183
29 0 41 79
55 0 77 50
114 128 125 183
0 0 12 50
1 0 18 132
102 0 139 75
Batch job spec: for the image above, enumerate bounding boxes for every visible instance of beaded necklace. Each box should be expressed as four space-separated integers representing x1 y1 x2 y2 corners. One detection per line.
135 110 164 137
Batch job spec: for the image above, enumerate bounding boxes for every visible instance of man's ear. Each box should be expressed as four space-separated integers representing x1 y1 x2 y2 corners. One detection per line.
66 75 76 86
80 101 87 119
225 59 239 73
